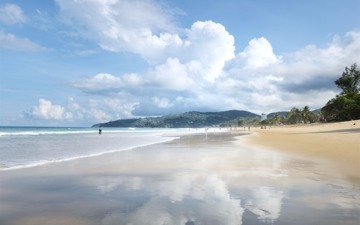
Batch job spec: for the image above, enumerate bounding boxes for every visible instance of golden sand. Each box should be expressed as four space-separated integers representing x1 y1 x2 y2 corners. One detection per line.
245 120 360 182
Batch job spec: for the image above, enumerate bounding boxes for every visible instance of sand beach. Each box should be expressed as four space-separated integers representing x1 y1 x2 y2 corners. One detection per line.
0 125 360 225
245 120 360 182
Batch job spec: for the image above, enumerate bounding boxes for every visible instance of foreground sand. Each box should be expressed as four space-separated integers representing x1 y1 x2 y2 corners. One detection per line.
245 120 360 182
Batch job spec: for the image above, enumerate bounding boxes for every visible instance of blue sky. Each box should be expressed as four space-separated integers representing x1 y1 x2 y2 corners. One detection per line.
1 0 360 126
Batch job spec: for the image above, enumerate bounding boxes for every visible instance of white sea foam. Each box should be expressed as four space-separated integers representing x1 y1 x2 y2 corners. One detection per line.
0 137 176 171
0 127 179 137
0 131 94 137
0 127 185 171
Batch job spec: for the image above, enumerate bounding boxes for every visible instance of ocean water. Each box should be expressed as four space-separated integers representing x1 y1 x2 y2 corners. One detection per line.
0 126 186 170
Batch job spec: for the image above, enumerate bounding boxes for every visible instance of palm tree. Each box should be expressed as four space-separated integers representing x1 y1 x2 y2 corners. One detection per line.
335 63 360 95
252 117 260 127
301 106 311 123
272 113 281 125
238 119 245 127
286 107 301 124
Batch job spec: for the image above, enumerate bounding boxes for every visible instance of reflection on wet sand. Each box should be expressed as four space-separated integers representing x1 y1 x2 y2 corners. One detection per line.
98 174 244 225
0 133 359 225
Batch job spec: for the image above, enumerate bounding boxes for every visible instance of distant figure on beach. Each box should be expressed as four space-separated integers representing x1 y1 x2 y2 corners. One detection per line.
98 128 102 135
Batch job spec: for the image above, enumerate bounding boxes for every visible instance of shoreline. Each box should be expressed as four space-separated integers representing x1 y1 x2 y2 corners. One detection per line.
0 130 236 172
0 136 177 172
0 131 242 175
243 120 360 182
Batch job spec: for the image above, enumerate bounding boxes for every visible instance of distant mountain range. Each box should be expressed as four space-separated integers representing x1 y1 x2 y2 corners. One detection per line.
92 109 320 128
92 110 260 128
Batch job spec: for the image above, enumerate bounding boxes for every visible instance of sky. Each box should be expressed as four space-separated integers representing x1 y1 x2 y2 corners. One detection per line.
1 0 360 126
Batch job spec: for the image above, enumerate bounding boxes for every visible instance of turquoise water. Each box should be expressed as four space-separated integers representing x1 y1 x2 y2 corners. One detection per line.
0 126 182 170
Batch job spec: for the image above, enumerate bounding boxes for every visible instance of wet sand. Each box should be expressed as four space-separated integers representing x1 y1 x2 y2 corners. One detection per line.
245 120 360 182
1 132 360 225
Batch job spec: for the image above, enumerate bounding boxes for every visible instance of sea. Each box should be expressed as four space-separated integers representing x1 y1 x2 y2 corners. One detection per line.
0 126 195 171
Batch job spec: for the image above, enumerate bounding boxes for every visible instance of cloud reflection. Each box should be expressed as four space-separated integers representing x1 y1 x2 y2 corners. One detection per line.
100 174 244 225
83 144 291 225
244 186 284 223
80 141 358 225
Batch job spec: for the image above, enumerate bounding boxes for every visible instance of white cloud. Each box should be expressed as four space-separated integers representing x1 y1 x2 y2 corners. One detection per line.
122 73 144 86
237 37 281 69
72 73 123 91
71 30 360 118
87 97 140 121
31 99 72 120
220 31 360 113
149 57 195 91
55 0 179 63
0 31 47 51
152 97 173 108
66 13 237 116
0 3 26 25
57 0 360 118
89 109 112 122
29 96 139 123
179 21 235 82
55 0 237 116
67 97 81 111
72 72 144 93
29 96 140 124
56 0 235 76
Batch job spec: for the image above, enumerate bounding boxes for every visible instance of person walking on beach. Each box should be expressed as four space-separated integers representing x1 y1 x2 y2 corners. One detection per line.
98 128 102 135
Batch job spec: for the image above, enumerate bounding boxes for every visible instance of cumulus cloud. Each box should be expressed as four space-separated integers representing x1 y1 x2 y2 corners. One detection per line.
56 0 235 70
53 0 360 120
237 37 282 69
0 31 48 51
27 96 140 124
179 21 235 82
220 32 360 113
70 30 360 119
149 57 196 91
55 0 179 63
31 99 72 120
0 3 26 25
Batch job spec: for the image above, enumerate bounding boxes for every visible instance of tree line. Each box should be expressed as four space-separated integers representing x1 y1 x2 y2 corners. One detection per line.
321 63 360 121
260 106 320 126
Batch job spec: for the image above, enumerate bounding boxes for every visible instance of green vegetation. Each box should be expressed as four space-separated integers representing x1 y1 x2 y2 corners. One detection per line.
236 117 261 127
261 107 320 126
334 63 360 95
322 63 360 121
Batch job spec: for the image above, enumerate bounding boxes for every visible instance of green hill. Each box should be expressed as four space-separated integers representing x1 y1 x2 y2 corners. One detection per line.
92 110 260 128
